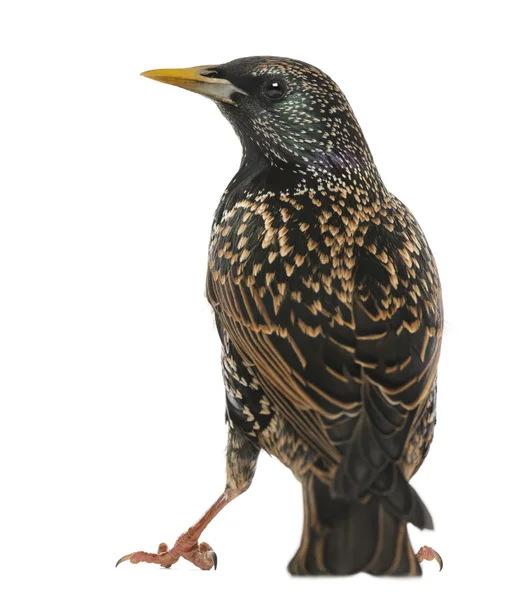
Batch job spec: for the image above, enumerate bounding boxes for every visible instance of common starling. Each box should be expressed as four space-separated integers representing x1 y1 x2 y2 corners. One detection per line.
117 57 443 576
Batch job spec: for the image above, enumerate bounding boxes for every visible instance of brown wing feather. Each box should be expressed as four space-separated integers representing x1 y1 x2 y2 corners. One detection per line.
209 272 342 469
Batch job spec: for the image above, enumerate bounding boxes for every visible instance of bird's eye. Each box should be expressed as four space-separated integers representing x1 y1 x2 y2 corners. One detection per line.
264 79 287 101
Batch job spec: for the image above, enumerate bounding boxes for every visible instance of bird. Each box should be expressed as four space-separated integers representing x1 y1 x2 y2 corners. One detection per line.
117 56 443 576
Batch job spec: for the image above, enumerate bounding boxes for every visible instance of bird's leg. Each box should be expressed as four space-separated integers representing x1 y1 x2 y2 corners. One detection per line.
117 428 260 571
416 546 443 571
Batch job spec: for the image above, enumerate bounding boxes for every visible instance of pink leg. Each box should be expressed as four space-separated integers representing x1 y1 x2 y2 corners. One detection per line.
117 429 260 571
116 490 237 570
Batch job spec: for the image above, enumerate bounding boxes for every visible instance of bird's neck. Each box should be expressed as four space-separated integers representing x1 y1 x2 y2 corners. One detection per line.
214 142 386 229
242 121 384 181
229 135 383 194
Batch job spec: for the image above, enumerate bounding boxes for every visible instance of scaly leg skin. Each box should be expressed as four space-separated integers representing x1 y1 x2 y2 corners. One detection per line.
116 428 260 571
416 546 443 571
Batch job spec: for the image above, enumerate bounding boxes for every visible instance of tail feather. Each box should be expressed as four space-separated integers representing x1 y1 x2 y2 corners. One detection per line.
288 474 427 576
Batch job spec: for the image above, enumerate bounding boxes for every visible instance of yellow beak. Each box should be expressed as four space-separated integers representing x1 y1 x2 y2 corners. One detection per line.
141 65 246 105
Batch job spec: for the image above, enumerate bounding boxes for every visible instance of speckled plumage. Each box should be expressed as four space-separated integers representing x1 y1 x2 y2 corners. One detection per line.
119 56 443 576
207 57 443 575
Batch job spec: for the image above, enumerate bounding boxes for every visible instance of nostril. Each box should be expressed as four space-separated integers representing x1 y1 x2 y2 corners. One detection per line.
201 68 220 79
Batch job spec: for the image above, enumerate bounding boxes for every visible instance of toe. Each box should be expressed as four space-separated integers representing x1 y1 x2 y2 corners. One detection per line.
116 549 180 568
416 546 443 571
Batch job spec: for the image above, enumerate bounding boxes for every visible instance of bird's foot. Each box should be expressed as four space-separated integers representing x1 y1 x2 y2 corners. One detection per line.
116 531 217 571
416 546 443 571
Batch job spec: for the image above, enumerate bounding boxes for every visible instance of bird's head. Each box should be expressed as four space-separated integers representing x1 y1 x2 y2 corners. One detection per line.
142 56 375 180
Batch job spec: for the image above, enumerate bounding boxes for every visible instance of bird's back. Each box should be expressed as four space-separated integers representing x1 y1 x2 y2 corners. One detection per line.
208 167 442 463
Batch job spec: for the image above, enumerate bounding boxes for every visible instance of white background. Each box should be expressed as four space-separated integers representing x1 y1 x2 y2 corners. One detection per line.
1 1 529 598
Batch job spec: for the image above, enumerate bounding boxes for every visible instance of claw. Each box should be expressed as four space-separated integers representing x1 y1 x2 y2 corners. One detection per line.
207 551 218 570
416 546 443 571
116 553 134 568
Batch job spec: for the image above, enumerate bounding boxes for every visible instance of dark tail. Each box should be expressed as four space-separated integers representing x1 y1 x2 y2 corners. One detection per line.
288 473 432 576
